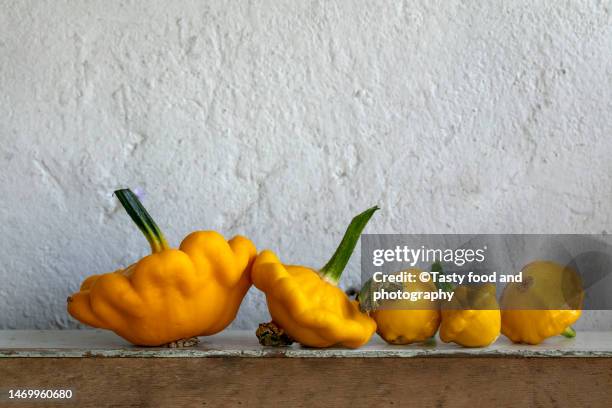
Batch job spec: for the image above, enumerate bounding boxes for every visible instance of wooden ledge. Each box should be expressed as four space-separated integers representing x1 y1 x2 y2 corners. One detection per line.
1 331 611 407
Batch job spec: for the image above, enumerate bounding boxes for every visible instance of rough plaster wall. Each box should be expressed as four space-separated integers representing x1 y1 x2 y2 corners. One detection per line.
1 0 612 330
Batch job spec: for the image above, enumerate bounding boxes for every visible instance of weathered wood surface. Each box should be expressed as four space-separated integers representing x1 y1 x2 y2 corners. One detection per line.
1 331 611 407
1 357 611 407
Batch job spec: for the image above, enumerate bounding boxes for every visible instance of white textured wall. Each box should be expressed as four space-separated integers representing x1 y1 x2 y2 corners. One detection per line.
1 1 612 330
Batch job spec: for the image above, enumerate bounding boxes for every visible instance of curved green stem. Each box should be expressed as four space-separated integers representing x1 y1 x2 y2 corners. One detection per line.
561 326 576 338
431 261 455 293
114 189 169 253
319 205 379 284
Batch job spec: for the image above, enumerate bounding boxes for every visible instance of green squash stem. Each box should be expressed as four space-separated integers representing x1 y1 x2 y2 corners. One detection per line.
114 188 169 254
319 205 379 284
431 261 455 293
561 326 576 338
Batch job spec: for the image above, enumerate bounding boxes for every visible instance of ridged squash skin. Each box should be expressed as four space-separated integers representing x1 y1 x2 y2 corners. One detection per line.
252 250 377 348
501 261 583 345
439 284 501 348
68 232 256 346
251 206 379 349
371 269 441 345
67 189 257 346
